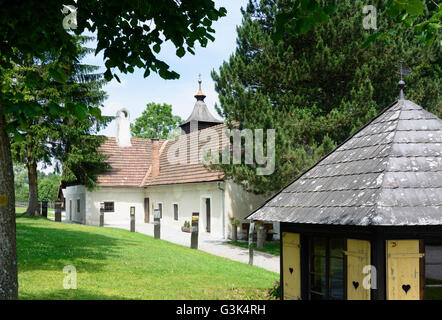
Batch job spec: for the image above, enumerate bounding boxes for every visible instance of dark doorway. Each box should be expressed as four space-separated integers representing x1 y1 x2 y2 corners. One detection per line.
144 198 149 223
206 198 211 233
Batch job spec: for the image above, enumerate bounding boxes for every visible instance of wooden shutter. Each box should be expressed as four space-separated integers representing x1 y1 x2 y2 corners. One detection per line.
386 240 424 300
282 232 301 300
345 239 371 300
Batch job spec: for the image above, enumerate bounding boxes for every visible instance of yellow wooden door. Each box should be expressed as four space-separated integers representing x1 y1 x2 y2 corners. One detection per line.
386 240 423 300
282 232 301 300
345 239 371 300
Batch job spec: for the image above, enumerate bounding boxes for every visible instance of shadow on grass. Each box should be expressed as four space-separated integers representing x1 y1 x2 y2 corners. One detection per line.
20 289 130 300
16 217 136 273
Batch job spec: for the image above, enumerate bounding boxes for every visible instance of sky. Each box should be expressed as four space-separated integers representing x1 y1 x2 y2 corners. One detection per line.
83 0 248 138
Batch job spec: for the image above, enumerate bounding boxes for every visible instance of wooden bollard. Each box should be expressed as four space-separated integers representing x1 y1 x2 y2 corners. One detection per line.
153 208 161 239
191 212 199 249
99 202 104 226
41 201 48 218
248 221 255 265
257 227 266 249
55 201 62 222
130 206 135 232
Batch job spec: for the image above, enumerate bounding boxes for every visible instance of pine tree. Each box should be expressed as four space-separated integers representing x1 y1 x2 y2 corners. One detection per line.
9 36 110 215
211 0 441 193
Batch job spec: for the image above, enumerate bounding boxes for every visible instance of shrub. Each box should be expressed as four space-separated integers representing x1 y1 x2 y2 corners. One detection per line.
267 280 280 300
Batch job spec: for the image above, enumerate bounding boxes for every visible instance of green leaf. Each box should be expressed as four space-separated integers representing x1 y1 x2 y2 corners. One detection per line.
360 31 383 49
313 9 330 24
176 47 185 58
153 43 161 54
406 0 424 16
104 69 113 81
51 65 68 83
48 102 61 116
74 103 88 121
12 132 25 142
324 6 338 15
89 107 102 119
219 7 227 16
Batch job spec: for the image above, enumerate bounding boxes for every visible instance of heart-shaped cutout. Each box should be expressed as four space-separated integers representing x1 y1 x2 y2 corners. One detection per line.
289 267 294 274
402 284 411 294
352 281 359 289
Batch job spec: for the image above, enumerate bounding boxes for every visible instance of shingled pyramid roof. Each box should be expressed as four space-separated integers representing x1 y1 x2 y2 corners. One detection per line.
181 99 222 125
180 78 221 126
249 99 442 226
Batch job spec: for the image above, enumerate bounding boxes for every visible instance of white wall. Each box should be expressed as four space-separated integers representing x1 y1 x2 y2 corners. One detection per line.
85 187 145 226
68 180 277 241
145 182 225 238
225 181 279 240
64 185 86 224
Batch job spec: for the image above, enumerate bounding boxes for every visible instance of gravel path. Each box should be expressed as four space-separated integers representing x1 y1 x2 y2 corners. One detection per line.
105 222 280 274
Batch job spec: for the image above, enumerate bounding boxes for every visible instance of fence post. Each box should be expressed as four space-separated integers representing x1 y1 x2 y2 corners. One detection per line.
130 206 135 232
55 201 62 222
154 208 160 239
249 221 255 266
191 212 199 249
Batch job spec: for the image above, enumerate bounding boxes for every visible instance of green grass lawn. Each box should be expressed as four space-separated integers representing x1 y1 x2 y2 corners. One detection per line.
16 215 278 300
227 240 280 256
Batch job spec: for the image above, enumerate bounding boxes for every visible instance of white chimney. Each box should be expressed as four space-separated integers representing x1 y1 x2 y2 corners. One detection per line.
116 109 132 147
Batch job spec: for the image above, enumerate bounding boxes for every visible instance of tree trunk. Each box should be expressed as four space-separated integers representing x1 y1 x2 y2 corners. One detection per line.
23 156 40 217
0 87 19 299
231 224 237 242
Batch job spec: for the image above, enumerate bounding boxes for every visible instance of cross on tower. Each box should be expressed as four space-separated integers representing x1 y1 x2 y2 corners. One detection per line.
397 61 411 81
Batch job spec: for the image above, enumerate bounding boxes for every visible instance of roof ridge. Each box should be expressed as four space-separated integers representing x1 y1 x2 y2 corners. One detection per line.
139 140 169 186
369 100 406 225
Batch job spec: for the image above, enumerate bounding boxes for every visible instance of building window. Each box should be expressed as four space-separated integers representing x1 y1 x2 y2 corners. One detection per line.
308 237 345 300
173 204 178 221
77 199 80 213
104 202 114 213
424 240 442 300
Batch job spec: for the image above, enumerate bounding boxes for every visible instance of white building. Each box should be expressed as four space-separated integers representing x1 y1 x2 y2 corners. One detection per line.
63 81 278 240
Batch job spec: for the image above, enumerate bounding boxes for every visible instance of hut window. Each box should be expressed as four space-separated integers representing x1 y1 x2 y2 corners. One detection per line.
77 199 80 213
424 241 442 300
309 237 345 300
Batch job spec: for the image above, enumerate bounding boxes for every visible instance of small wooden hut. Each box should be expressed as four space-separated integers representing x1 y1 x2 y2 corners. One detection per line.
249 88 442 300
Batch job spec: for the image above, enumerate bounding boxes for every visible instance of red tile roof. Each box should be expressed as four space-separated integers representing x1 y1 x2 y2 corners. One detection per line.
96 124 227 187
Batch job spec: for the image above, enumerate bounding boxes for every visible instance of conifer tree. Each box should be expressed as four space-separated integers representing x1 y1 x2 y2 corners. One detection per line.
211 0 441 193
9 36 110 215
